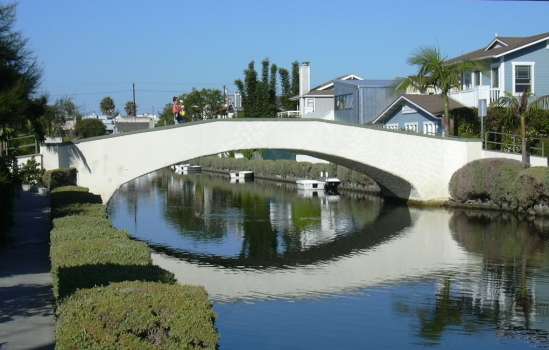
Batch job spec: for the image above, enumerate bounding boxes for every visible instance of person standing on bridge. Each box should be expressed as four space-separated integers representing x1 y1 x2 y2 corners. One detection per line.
178 100 186 123
172 97 182 124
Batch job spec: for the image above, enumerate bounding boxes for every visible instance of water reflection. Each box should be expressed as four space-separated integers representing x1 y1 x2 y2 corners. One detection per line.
109 171 549 349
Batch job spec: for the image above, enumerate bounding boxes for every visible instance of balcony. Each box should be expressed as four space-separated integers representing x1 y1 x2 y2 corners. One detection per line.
448 86 501 108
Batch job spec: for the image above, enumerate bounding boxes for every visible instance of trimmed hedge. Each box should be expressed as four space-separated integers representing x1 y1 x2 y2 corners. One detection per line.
51 216 128 244
42 168 77 190
56 281 218 350
450 159 549 215
449 158 523 205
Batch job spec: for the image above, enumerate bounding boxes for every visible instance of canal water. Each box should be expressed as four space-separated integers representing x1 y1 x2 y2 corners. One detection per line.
109 169 549 349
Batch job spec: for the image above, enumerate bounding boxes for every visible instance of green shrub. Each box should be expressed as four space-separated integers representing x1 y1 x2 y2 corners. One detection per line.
74 118 106 138
513 167 549 212
42 168 77 190
56 281 218 350
52 203 106 219
19 157 44 185
51 216 128 244
51 185 89 193
51 186 102 209
50 238 155 298
449 158 524 205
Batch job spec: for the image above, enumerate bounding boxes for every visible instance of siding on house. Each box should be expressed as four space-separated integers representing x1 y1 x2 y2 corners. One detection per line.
334 80 396 125
503 41 549 97
382 102 443 134
302 96 335 120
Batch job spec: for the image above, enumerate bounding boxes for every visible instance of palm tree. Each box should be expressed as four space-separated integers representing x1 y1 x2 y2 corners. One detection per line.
496 88 549 166
397 47 484 136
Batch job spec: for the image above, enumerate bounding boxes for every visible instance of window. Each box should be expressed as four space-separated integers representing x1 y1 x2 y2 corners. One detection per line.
474 71 481 87
401 105 416 114
335 94 353 110
514 64 534 94
423 121 438 135
384 123 399 131
462 72 472 90
491 67 499 88
404 122 418 133
305 98 315 113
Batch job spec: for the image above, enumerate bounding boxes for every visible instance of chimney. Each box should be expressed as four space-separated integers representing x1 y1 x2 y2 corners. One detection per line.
299 62 310 96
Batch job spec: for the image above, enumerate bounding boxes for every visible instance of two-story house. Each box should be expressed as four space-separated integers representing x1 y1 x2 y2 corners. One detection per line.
447 32 549 108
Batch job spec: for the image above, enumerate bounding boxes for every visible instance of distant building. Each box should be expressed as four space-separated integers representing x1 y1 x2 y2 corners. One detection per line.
114 116 155 134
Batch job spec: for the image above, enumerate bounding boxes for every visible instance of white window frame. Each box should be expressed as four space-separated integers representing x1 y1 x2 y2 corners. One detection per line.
422 121 437 135
384 123 399 131
401 105 416 114
404 122 419 133
512 62 535 95
473 71 482 87
305 98 315 113
490 64 500 89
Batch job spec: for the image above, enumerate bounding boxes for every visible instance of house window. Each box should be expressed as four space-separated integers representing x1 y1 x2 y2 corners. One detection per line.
462 72 472 90
491 67 499 88
401 105 416 114
423 121 438 135
305 98 315 113
514 64 534 94
384 123 399 131
474 71 481 87
404 122 418 133
335 94 353 110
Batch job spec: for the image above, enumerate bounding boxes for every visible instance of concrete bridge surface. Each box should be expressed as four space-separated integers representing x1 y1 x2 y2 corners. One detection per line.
40 118 546 203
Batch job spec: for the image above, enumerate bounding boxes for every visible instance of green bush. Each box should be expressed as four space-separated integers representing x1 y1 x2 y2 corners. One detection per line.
51 216 128 244
51 185 102 209
19 157 44 185
513 167 549 213
52 202 106 219
74 118 106 138
42 168 77 190
449 158 524 205
56 281 218 350
50 238 159 299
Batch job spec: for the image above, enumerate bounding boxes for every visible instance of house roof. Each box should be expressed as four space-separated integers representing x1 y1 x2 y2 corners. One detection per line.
291 74 363 100
335 79 397 88
373 94 465 123
447 32 549 63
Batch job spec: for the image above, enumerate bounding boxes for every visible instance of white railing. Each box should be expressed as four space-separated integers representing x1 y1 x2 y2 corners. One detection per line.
277 110 301 118
448 86 502 108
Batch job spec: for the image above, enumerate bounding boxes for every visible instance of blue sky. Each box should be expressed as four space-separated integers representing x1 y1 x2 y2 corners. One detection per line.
14 0 549 115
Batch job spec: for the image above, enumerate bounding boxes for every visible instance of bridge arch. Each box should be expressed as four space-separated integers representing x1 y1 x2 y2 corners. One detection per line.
41 119 483 203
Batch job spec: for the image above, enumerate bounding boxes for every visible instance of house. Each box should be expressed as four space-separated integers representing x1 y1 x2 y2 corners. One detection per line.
291 62 363 120
372 94 465 136
446 32 549 108
334 79 397 125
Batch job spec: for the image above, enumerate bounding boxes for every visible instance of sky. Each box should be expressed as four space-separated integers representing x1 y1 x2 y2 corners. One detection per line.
12 0 549 115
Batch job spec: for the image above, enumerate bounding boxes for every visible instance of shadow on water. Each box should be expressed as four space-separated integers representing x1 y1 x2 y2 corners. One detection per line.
112 171 412 269
395 209 549 347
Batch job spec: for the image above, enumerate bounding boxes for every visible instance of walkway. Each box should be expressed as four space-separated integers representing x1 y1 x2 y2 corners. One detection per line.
0 190 54 350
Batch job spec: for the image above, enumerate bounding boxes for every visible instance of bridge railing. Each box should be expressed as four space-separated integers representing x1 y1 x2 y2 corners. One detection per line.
276 111 301 118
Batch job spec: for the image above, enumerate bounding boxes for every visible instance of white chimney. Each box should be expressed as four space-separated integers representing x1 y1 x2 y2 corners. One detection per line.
299 62 310 96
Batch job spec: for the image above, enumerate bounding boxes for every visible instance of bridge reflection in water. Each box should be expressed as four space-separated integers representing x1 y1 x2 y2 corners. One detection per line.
109 170 549 347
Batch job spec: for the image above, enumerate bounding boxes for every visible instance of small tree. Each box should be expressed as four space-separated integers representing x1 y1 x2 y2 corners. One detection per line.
124 101 136 116
496 89 549 166
100 97 116 117
75 119 106 138
397 47 484 136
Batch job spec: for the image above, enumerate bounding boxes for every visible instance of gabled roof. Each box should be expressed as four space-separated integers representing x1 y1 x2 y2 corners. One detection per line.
373 94 465 124
447 32 549 63
293 74 363 99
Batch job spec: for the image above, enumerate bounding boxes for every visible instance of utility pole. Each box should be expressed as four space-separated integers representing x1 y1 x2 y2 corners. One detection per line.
132 83 136 116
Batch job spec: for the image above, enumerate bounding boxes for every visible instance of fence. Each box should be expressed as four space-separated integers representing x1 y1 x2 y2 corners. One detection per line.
484 131 546 157
6 134 39 157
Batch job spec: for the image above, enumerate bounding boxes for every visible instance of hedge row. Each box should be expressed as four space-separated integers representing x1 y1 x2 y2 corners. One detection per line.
194 156 378 190
50 185 218 349
42 168 77 190
449 158 549 215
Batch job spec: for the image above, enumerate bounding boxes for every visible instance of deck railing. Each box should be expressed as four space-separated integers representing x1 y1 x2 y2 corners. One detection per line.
276 111 301 118
484 131 546 157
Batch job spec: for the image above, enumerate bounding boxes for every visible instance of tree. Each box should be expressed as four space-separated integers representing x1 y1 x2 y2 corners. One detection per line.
74 119 106 138
124 101 136 116
0 3 45 152
290 61 299 98
278 68 296 111
496 89 549 166
397 47 483 136
39 98 81 137
100 96 116 117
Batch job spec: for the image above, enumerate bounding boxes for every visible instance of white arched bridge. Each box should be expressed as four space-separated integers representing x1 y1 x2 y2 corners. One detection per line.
40 119 543 203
